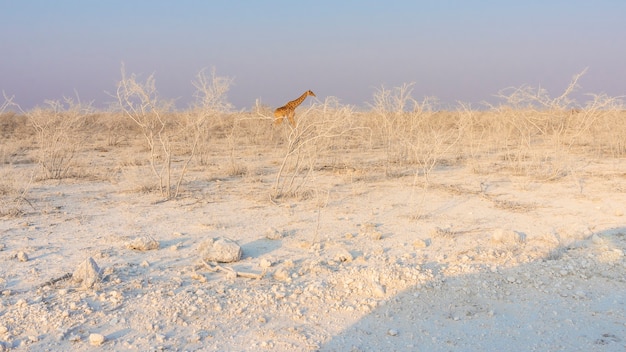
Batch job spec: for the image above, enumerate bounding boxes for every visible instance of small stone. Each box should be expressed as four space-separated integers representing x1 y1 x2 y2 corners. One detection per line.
259 258 273 269
491 229 524 245
17 251 28 262
372 283 386 298
591 234 603 244
387 329 398 336
72 257 101 289
89 333 106 346
265 228 283 240
0 325 8 334
370 231 383 240
199 237 242 263
333 247 353 262
273 268 290 281
506 276 516 283
412 239 427 249
127 235 159 251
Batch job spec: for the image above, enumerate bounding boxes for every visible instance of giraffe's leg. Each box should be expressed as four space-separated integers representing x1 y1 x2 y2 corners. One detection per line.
287 111 296 126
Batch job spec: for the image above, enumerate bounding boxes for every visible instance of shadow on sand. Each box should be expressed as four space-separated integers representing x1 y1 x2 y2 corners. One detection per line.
321 228 626 351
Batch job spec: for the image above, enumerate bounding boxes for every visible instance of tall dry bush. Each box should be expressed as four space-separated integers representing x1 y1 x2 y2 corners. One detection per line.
0 93 35 217
25 97 91 179
368 83 463 182
188 67 240 174
488 69 619 180
271 97 365 200
576 94 625 157
115 66 180 198
116 66 235 198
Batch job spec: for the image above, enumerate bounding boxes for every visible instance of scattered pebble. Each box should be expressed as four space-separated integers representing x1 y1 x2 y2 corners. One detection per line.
127 235 160 251
265 228 283 240
413 239 428 249
72 257 101 289
591 234 603 244
259 258 273 268
199 237 242 263
370 231 383 240
17 251 28 262
372 283 386 298
89 333 106 346
491 229 524 245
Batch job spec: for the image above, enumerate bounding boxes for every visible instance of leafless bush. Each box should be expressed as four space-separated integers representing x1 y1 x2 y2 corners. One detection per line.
368 83 418 176
23 97 92 179
488 69 624 180
115 66 235 198
271 97 365 200
189 67 235 168
367 83 463 182
115 66 179 198
577 95 626 157
0 168 34 217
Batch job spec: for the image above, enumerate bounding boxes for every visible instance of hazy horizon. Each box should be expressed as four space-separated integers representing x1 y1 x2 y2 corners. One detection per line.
2 1 625 111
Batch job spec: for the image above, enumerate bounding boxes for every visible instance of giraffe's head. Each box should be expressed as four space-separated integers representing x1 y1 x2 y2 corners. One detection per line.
307 90 316 97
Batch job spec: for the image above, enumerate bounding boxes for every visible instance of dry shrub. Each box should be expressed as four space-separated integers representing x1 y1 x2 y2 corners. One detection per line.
487 69 625 180
0 167 34 217
271 97 366 200
115 66 235 199
24 97 92 179
366 83 464 181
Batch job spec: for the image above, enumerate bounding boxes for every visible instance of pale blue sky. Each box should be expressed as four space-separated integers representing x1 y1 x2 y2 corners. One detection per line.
1 1 625 110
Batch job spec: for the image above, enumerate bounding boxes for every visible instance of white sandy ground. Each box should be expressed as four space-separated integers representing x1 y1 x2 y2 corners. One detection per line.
1 141 626 351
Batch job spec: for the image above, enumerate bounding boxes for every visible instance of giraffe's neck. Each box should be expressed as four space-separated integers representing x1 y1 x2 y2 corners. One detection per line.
288 92 310 108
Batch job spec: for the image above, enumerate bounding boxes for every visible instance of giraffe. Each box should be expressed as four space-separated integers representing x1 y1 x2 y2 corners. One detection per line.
274 90 316 126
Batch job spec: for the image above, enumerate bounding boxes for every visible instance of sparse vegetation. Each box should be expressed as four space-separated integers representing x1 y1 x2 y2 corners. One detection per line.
0 69 623 205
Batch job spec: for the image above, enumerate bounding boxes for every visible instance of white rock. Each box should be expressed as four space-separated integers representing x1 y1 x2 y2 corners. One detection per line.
591 234 603 244
273 268 290 281
265 228 283 240
372 283 386 298
127 235 159 251
72 257 101 289
17 251 28 262
387 329 398 336
259 258 273 268
89 333 106 346
199 237 242 263
491 229 524 245
370 231 383 240
332 247 353 262
413 239 428 248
